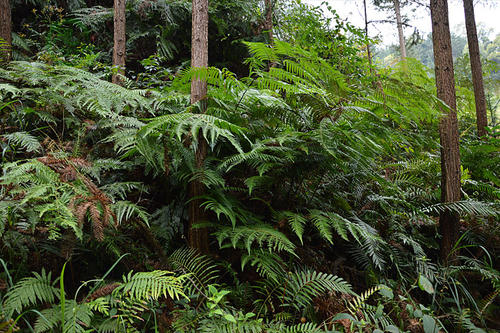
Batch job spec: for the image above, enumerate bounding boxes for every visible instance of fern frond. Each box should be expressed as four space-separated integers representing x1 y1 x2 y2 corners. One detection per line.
168 247 219 295
215 224 296 255
279 211 307 244
138 112 247 153
3 269 59 314
284 270 354 310
34 301 92 333
113 201 150 225
241 250 286 283
347 285 382 315
422 200 499 217
268 322 324 333
113 270 187 301
3 131 42 153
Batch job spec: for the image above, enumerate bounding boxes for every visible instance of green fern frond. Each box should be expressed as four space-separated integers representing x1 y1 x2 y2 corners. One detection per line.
241 250 286 283
0 83 20 97
347 285 382 315
216 224 296 255
114 270 187 301
138 112 247 154
268 322 324 333
113 201 150 225
34 301 92 333
168 247 219 295
279 211 307 244
422 200 499 217
284 270 354 310
3 269 59 315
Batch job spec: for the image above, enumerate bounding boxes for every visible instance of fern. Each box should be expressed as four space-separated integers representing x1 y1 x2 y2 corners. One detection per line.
284 270 354 310
268 322 324 333
168 247 219 296
279 211 307 244
138 112 247 153
422 200 499 217
34 301 92 333
3 269 59 315
112 201 150 225
215 224 296 255
347 285 382 315
113 270 187 301
241 250 286 283
3 131 42 153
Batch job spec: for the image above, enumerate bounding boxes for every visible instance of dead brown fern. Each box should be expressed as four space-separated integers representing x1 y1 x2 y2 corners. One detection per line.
37 154 117 241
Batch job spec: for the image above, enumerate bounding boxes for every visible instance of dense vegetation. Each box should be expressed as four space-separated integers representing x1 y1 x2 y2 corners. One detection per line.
0 0 499 332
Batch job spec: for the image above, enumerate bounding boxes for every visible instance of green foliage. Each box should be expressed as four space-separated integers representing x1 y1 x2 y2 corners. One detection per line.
3 269 59 315
216 224 296 255
168 247 219 296
1 1 499 332
2 266 188 331
114 270 187 301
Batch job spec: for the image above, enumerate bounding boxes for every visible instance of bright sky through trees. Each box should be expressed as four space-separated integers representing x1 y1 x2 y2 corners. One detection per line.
303 0 499 45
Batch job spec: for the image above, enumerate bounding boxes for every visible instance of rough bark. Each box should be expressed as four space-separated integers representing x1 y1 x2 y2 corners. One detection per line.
0 0 12 61
393 0 407 59
430 0 461 263
463 0 488 137
112 0 126 84
363 0 373 68
188 0 209 253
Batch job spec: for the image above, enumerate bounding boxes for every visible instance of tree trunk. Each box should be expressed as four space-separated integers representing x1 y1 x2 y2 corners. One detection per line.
393 0 407 59
0 0 11 62
463 0 488 137
430 0 461 263
363 0 373 68
112 0 126 84
264 0 274 46
188 0 209 254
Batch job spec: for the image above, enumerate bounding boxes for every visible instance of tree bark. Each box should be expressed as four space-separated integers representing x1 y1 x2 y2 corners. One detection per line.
112 0 126 84
393 0 407 59
0 0 12 62
430 0 461 263
463 0 488 137
363 0 373 68
188 0 209 253
264 0 274 46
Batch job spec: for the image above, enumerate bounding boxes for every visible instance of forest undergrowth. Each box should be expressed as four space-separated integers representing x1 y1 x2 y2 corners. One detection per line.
0 0 499 332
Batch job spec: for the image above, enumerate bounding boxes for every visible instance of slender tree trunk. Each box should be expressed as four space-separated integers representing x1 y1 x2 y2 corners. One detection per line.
363 0 373 68
188 0 209 253
0 0 12 62
264 0 274 46
112 0 126 84
394 0 407 59
463 0 488 137
430 0 461 263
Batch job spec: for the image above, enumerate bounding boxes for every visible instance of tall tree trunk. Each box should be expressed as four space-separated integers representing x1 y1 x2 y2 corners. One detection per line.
0 0 12 62
430 0 461 263
264 0 274 46
188 0 209 253
363 0 373 68
112 0 126 84
393 0 407 59
463 0 488 137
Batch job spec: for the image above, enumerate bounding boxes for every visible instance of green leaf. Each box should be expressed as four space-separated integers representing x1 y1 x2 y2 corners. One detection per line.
224 313 237 323
422 315 439 333
418 275 434 294
385 325 400 333
379 285 394 299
